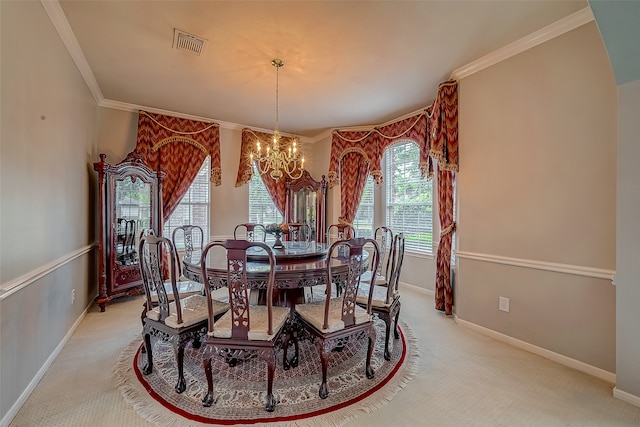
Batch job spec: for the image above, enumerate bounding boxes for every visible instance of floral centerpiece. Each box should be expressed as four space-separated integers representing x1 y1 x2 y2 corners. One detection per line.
265 223 289 249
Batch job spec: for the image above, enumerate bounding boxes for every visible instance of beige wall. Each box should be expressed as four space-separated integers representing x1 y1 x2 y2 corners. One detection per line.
456 22 617 372
0 1 99 422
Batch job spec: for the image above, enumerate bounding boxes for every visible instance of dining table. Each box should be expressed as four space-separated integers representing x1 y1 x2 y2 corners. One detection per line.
181 240 369 308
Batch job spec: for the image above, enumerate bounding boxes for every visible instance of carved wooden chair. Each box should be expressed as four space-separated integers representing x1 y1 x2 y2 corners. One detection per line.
357 233 405 361
200 239 294 412
291 237 380 399
233 223 267 242
172 225 205 280
326 223 355 244
138 234 229 393
287 222 312 242
360 226 394 286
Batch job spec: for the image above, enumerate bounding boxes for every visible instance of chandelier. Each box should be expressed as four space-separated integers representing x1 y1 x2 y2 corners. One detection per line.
251 58 304 181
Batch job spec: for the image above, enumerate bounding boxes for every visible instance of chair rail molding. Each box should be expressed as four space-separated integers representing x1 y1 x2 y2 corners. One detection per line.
0 243 96 300
456 251 615 283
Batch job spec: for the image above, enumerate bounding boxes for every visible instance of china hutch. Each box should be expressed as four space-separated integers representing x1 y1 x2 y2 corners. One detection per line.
93 152 164 311
284 170 328 243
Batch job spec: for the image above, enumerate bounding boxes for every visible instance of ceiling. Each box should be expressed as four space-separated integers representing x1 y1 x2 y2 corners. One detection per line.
55 1 587 139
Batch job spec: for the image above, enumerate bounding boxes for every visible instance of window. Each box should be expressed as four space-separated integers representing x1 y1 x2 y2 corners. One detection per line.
163 157 210 248
385 141 433 253
353 176 374 238
249 165 283 225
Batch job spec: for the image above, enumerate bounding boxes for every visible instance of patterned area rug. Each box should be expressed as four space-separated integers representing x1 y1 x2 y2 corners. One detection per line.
115 318 418 426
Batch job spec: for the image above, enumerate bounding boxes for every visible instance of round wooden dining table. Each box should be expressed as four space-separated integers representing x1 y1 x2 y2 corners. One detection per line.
181 240 368 308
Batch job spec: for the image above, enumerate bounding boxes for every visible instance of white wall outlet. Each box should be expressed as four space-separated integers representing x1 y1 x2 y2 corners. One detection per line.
499 296 510 312
71 289 76 304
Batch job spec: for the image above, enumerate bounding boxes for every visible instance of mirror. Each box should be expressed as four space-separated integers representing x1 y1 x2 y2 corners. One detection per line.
291 188 317 241
113 176 152 266
285 171 327 243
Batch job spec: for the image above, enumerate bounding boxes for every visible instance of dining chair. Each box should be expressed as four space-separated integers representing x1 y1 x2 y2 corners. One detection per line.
138 234 229 394
233 223 267 242
200 239 295 412
287 222 311 242
360 226 394 286
326 223 355 244
172 224 205 280
290 237 380 399
356 233 405 361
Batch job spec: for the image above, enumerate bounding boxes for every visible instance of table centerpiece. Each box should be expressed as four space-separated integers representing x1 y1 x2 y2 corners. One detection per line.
265 223 289 249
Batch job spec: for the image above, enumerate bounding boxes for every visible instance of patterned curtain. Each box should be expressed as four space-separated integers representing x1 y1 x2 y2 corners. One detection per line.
134 111 221 220
428 81 459 316
235 128 298 216
338 151 370 225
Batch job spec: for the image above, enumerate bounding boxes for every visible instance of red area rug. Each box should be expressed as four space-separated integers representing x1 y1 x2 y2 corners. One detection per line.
115 319 418 426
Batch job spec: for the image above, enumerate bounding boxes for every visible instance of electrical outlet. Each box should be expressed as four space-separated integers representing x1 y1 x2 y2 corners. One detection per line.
499 296 510 312
71 289 76 304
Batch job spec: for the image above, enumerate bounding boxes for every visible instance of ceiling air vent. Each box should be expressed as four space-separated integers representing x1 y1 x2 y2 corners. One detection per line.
173 29 207 56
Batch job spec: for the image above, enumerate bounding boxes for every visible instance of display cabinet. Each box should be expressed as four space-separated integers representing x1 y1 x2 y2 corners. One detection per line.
284 171 327 243
93 152 164 311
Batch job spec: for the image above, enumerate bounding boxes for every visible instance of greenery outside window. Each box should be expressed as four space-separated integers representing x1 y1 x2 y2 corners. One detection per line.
385 141 433 253
249 165 283 225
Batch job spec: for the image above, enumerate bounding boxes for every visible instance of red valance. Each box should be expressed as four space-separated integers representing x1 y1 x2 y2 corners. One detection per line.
328 113 428 188
133 111 221 220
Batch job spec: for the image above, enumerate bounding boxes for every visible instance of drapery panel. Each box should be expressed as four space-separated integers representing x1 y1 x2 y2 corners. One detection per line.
434 169 455 315
428 80 458 316
134 111 221 220
236 128 299 216
338 151 370 225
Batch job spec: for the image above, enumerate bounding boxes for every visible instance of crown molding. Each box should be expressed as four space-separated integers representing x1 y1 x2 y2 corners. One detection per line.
41 0 104 104
451 6 594 80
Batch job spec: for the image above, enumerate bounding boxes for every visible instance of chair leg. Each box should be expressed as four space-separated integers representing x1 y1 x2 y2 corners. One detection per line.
382 315 392 362
202 347 215 407
393 302 401 340
318 339 330 399
173 342 187 393
365 329 376 379
265 351 276 412
142 332 153 375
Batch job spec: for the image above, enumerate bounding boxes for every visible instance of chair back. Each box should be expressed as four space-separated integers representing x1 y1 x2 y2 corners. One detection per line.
139 234 184 324
326 223 355 244
200 239 276 339
384 233 405 305
287 222 311 242
172 225 204 253
325 237 380 329
233 223 267 242
374 226 395 281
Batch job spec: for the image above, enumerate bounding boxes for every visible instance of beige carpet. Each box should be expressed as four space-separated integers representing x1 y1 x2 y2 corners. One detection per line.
9 284 640 426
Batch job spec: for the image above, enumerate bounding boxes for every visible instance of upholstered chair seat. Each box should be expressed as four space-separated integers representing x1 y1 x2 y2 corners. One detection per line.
358 270 388 286
356 284 399 308
212 305 290 340
146 294 228 328
295 298 371 333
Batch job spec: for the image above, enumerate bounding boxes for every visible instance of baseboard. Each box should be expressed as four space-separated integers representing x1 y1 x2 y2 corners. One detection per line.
613 387 640 408
0 305 89 427
454 315 616 384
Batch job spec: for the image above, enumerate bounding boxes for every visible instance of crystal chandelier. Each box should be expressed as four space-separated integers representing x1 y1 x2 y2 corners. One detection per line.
251 59 304 181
